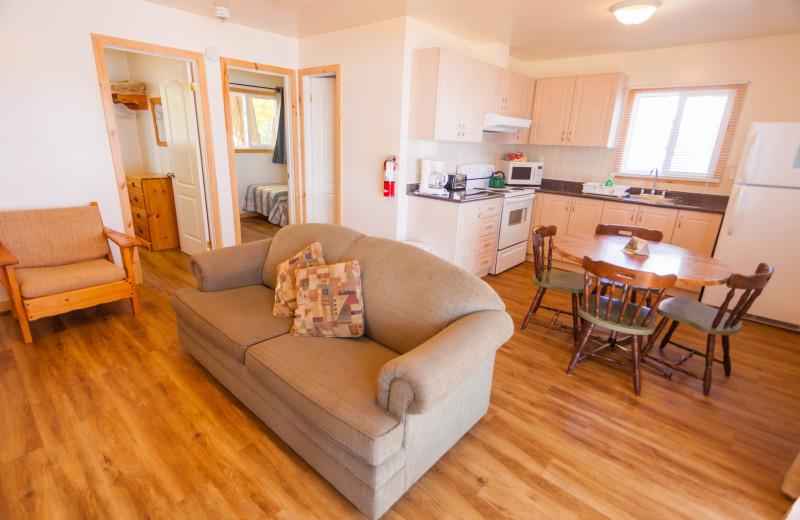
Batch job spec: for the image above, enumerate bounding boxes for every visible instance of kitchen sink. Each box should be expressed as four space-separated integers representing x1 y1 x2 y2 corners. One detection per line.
627 193 676 204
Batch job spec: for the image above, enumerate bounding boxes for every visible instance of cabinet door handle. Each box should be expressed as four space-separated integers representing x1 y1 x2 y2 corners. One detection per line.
572 201 576 213
567 130 573 142
630 211 636 222
560 130 566 142
678 216 683 228
638 212 644 223
134 196 139 203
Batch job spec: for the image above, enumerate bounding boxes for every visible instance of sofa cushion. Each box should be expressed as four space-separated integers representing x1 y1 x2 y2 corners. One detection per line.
292 261 365 337
340 236 506 355
263 224 363 289
171 286 292 363
15 259 127 298
0 206 110 268
273 242 325 317
245 334 402 465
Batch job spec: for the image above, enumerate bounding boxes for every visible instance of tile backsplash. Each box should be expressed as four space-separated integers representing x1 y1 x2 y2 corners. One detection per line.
406 139 732 195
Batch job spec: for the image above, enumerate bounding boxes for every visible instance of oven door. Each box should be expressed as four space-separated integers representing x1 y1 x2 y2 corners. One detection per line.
497 194 535 250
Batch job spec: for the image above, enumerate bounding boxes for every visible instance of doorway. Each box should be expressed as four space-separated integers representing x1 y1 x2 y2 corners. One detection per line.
299 66 341 225
91 34 221 280
220 58 301 245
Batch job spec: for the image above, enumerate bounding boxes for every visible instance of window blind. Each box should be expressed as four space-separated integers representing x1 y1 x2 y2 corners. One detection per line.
613 83 747 184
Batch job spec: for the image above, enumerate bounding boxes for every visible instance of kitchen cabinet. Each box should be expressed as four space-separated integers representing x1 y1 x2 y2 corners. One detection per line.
410 48 488 142
528 72 627 148
406 196 501 276
600 201 678 243
531 193 603 260
670 210 723 257
485 68 532 119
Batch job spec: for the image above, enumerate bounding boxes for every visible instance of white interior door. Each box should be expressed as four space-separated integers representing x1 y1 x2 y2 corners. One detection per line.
160 62 210 255
306 76 337 224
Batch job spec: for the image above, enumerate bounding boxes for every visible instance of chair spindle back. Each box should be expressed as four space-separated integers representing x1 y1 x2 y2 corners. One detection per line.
531 225 557 281
582 256 676 328
713 263 774 330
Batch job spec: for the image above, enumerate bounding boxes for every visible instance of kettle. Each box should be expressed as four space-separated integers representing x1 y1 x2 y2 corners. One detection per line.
489 171 505 188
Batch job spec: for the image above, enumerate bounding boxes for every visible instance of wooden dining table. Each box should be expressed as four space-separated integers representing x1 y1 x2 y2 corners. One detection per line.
553 234 733 288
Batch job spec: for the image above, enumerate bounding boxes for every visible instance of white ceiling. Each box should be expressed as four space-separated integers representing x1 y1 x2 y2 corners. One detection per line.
146 0 800 61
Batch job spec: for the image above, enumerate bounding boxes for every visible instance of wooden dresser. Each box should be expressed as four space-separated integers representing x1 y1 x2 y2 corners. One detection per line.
126 173 180 251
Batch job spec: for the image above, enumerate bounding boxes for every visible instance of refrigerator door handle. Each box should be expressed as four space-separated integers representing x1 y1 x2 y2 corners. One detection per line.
726 184 745 236
738 129 762 184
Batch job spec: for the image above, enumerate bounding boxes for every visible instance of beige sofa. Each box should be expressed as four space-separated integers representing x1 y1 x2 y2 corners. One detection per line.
170 223 513 518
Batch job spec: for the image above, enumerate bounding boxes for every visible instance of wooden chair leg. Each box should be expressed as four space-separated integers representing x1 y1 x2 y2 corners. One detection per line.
703 334 716 396
129 283 140 314
658 320 680 350
570 293 579 342
521 287 547 331
567 322 595 375
631 335 642 396
721 336 731 376
14 302 33 343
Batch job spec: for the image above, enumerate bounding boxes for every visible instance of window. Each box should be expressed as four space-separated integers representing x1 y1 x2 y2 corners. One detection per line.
230 88 279 151
614 84 747 183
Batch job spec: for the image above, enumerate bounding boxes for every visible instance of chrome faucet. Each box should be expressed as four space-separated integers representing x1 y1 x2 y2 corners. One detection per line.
650 167 659 195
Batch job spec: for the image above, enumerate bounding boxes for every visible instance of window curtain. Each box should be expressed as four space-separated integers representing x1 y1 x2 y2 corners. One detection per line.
272 87 286 164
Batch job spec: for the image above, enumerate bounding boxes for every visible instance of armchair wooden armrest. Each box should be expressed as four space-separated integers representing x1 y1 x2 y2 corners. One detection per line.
0 241 20 267
104 227 141 248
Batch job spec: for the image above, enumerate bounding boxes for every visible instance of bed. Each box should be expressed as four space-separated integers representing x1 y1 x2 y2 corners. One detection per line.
243 183 289 226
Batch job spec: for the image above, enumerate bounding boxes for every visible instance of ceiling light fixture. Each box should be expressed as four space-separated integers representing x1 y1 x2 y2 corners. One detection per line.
610 0 661 25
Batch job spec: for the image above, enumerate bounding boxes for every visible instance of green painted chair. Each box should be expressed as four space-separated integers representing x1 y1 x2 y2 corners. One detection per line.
521 225 585 340
567 256 676 396
648 263 774 396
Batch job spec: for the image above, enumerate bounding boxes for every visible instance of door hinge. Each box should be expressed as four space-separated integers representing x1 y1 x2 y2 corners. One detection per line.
309 94 312 102
207 241 212 249
190 82 197 91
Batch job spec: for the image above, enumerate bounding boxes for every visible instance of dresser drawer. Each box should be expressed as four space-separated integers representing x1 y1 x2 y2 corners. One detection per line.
133 218 151 243
477 218 498 237
126 177 145 193
128 189 146 211
476 234 496 255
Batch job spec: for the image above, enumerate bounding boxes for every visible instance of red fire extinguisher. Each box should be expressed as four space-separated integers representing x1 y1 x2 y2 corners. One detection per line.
383 155 397 197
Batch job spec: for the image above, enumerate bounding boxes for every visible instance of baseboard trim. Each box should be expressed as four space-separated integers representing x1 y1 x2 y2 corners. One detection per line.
240 212 258 218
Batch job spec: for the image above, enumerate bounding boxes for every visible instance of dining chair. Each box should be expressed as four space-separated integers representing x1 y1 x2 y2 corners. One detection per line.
566 256 676 396
595 223 663 242
521 225 585 340
648 263 774 396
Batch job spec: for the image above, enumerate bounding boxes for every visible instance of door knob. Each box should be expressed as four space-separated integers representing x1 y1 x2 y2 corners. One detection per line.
167 172 176 178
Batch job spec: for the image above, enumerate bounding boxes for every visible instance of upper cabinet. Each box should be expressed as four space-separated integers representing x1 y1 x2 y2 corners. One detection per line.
529 72 628 148
484 68 533 119
410 48 488 142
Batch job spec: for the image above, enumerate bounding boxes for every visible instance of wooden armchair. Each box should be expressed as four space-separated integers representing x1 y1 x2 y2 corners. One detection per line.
0 202 140 343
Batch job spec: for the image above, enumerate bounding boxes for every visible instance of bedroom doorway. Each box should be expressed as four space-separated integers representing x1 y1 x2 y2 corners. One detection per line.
91 34 221 280
220 58 300 244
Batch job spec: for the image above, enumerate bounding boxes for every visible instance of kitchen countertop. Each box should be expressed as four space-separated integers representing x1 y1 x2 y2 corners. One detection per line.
537 179 729 214
406 183 504 203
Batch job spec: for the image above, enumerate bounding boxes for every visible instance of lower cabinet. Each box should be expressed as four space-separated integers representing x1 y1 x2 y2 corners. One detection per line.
407 197 501 276
532 193 603 260
600 201 678 243
669 210 723 257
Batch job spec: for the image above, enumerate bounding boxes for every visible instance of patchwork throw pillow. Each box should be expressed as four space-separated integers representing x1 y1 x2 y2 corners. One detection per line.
273 242 325 317
291 261 364 337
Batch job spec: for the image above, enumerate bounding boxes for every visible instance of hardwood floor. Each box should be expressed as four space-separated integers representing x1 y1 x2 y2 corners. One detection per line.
1 252 798 519
240 215 280 243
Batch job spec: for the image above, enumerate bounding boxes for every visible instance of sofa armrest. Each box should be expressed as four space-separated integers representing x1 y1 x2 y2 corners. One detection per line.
190 238 272 292
0 241 19 268
377 310 513 417
104 227 141 249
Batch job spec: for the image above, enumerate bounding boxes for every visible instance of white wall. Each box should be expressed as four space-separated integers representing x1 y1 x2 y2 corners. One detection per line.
228 69 288 209
299 18 408 239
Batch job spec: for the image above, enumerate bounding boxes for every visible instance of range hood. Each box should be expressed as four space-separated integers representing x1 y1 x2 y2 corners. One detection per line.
482 112 532 133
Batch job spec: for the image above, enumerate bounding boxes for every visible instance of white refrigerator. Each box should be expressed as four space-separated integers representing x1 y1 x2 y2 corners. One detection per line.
702 122 800 330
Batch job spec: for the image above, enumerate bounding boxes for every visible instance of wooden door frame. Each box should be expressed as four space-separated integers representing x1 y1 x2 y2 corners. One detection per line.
298 65 341 225
91 34 222 277
219 58 301 244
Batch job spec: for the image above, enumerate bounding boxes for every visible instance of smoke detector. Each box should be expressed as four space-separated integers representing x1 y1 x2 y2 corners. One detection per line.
213 6 230 21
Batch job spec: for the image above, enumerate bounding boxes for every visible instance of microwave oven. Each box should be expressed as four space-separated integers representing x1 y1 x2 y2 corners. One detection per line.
500 160 543 187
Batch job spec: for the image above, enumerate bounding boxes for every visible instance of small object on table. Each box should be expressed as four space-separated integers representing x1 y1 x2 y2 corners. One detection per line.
623 236 650 256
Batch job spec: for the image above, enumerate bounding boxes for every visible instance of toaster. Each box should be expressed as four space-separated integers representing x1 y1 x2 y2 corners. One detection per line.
445 173 467 191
